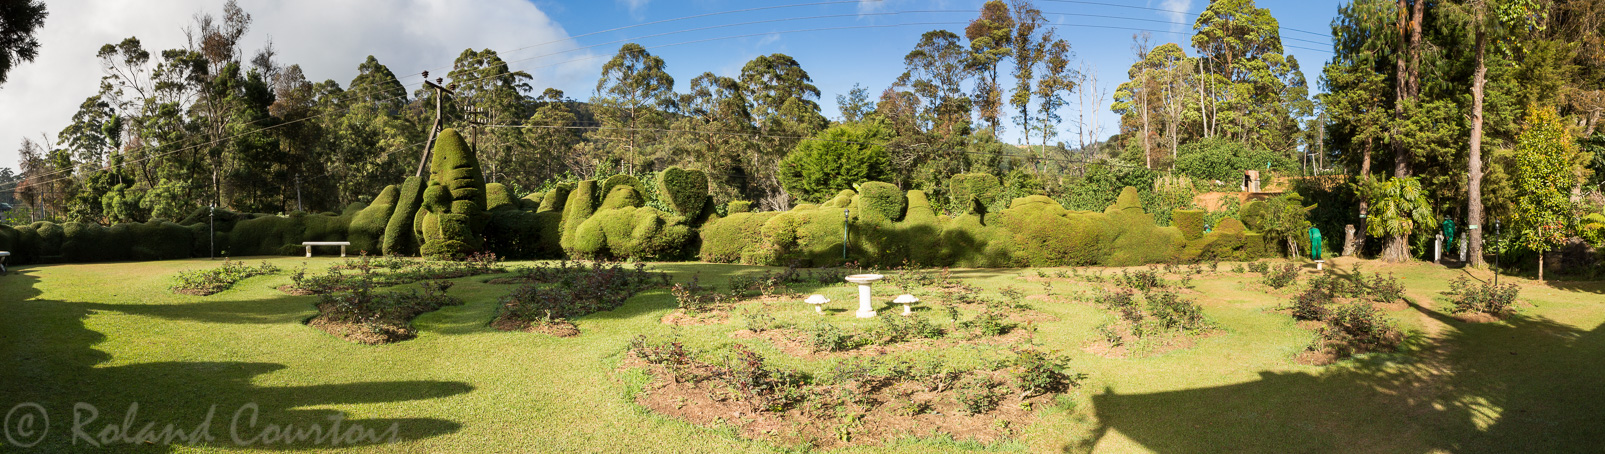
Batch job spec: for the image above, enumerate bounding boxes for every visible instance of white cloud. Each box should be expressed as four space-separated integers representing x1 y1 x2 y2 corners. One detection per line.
0 0 599 170
1156 0 1194 33
619 0 649 19
857 0 889 16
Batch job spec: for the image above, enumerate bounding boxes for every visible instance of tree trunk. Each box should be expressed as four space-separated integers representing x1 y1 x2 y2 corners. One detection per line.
1468 20 1488 268
1538 250 1545 281
1355 138 1373 257
1384 234 1410 262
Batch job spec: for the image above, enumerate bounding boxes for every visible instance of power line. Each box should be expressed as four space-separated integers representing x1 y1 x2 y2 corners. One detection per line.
1039 0 1332 39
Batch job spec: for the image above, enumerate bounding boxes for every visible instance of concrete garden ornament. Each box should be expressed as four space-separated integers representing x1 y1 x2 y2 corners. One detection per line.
805 294 829 314
893 294 919 315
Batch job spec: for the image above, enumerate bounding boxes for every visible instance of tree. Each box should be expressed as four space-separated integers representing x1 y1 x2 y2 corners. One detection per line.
444 48 533 186
896 30 974 139
1359 175 1436 262
1033 34 1075 169
593 43 674 175
1509 106 1580 280
1008 0 1046 151
965 0 1013 133
1321 0 1398 256
777 123 893 203
836 83 873 123
0 0 47 86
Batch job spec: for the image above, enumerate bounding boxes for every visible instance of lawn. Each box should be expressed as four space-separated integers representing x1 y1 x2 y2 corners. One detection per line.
1 256 1601 453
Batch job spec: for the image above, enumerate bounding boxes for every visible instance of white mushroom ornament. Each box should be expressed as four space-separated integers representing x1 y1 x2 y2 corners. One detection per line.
805 294 830 314
893 294 919 315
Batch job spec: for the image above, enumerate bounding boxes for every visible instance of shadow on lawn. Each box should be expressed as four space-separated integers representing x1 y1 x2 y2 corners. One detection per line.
1085 301 1605 453
0 269 472 452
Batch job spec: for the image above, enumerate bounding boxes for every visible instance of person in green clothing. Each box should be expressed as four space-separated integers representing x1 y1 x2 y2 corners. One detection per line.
1309 227 1322 261
1442 219 1456 250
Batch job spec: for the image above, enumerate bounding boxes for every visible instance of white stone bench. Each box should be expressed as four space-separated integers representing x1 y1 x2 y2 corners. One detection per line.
0 251 9 273
301 242 351 258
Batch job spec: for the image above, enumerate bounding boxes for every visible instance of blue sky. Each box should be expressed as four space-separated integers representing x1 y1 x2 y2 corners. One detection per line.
0 0 1341 169
525 0 1338 145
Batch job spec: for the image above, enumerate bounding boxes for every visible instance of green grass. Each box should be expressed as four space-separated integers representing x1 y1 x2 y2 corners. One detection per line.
1 256 1601 452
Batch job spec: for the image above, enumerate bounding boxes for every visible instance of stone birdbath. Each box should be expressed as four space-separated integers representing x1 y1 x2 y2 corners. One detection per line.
844 274 884 318
805 294 830 314
893 294 919 315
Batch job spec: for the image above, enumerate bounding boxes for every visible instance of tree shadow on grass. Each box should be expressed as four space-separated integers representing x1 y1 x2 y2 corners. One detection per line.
0 269 472 452
1086 301 1604 453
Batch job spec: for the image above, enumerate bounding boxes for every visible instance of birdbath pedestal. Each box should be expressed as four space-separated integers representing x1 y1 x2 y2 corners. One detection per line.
893 294 919 315
844 274 884 318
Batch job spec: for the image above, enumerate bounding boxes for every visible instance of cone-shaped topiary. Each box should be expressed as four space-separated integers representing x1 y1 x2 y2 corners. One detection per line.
658 167 709 218
416 129 489 259
1105 186 1144 214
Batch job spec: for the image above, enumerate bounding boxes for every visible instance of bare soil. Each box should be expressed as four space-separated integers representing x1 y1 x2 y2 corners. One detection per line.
490 315 581 337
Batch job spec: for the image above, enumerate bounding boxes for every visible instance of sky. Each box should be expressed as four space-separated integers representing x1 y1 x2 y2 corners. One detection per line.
0 0 1341 171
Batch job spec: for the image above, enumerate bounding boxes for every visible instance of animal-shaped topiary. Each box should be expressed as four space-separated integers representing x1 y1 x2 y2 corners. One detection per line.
416 129 489 259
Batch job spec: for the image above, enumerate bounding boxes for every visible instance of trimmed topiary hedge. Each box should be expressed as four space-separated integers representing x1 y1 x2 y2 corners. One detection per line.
658 167 709 218
698 211 779 263
572 206 694 260
560 180 600 255
485 182 516 211
484 209 542 259
858 181 906 222
948 173 1002 214
384 176 425 256
417 129 489 259
726 200 752 213
351 185 398 254
601 174 643 201
539 183 572 212
1174 209 1206 241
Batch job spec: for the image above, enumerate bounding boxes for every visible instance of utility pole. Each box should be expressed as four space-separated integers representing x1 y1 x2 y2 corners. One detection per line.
415 73 455 178
461 106 491 181
294 174 304 212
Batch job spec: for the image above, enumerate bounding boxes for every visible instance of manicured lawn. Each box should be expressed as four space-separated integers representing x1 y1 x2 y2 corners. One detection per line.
1 256 1600 452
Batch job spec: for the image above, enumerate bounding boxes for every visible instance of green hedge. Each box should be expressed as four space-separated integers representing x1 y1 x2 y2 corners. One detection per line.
1174 210 1206 241
600 185 645 210
560 180 600 254
485 182 516 211
539 183 572 212
601 174 642 201
658 167 709 218
350 185 397 254
858 181 905 222
698 211 779 263
384 176 425 256
948 173 1002 214
727 201 752 213
572 206 693 260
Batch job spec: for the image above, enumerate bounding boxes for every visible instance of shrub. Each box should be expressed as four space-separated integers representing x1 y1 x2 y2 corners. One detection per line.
1144 290 1208 331
1314 303 1404 358
484 182 516 211
948 173 1002 214
572 206 694 260
131 221 194 260
171 259 281 295
384 176 425 256
1173 209 1206 240
658 167 710 218
857 181 906 222
1173 138 1296 182
537 183 571 212
954 376 1003 414
1445 276 1520 317
727 200 752 213
777 123 892 203
1012 348 1079 397
483 209 542 259
1262 263 1301 289
868 314 944 344
600 174 643 202
559 180 600 254
350 185 397 255
807 322 862 352
496 261 660 326
698 212 779 263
